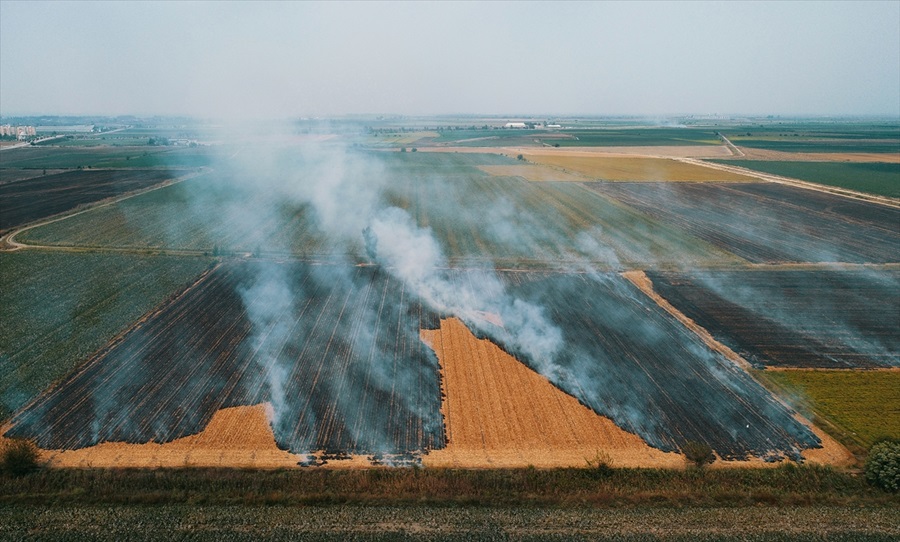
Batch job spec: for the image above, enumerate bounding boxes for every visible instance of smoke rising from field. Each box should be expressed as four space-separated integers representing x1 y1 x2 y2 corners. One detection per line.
236 262 295 430
47 121 867 459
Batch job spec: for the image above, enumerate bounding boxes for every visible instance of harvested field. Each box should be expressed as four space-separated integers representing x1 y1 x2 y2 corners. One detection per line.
30 403 303 468
519 154 761 181
476 164 585 182
5 262 836 466
646 269 900 369
588 181 900 263
454 271 821 461
19 151 736 267
0 168 179 233
421 318 681 468
6 262 445 457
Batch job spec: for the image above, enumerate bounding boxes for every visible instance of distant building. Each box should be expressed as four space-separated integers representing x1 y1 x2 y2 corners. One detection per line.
0 125 36 139
504 122 527 129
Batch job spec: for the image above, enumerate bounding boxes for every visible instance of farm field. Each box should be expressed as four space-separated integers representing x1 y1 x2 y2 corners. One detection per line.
17 151 737 268
2 121 898 477
462 271 823 461
645 269 900 369
4 262 839 467
3 503 899 541
0 250 212 421
759 369 900 450
7 262 446 459
553 127 721 147
722 122 900 154
709 160 900 198
0 145 169 169
421 317 681 468
727 136 900 154
0 168 185 234
519 154 761 181
587 181 900 263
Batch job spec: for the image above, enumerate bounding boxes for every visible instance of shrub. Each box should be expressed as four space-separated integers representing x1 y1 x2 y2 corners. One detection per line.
682 440 715 468
865 439 899 492
585 451 614 478
1 438 41 476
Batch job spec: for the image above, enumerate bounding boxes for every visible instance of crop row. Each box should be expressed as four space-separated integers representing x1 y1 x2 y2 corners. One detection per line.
19 152 731 268
0 169 177 233
8 262 445 454
646 269 900 369
459 271 820 460
586 181 900 264
0 251 212 421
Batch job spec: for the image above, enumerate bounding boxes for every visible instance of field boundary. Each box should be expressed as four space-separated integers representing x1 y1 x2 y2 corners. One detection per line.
686 157 900 208
1 167 209 251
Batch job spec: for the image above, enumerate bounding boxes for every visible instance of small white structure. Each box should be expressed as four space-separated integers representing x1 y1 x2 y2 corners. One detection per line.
504 122 527 129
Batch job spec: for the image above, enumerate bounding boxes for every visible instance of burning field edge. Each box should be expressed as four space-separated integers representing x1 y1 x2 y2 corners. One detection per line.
1 312 855 469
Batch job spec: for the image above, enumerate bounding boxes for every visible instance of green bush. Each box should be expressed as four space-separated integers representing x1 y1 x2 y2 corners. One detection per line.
682 440 715 468
865 439 900 492
1 438 41 477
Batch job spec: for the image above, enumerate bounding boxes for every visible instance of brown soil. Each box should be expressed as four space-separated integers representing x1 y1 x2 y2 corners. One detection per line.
420 317 682 468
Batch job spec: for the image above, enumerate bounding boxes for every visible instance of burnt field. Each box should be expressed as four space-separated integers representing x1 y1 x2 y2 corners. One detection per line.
463 271 820 460
585 181 900 264
0 169 177 234
7 261 445 456
7 263 823 462
647 269 900 369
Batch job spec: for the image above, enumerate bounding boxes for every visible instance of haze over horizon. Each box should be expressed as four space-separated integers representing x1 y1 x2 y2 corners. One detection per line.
1 0 898 119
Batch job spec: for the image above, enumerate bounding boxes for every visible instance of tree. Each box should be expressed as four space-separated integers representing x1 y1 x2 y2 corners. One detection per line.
866 439 900 492
517 154 524 161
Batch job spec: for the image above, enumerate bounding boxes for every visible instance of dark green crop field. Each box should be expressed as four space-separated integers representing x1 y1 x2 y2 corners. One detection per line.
709 160 900 197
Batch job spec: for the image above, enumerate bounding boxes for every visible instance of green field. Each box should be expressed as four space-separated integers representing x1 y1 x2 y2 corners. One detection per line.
723 123 900 154
0 251 212 420
555 128 720 147
709 160 900 197
760 370 900 450
0 145 215 169
0 146 169 169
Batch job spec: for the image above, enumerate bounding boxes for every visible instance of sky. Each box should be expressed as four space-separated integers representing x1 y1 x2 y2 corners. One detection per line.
1 0 898 119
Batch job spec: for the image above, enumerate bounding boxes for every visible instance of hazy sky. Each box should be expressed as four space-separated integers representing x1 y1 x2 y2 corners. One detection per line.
1 1 898 118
